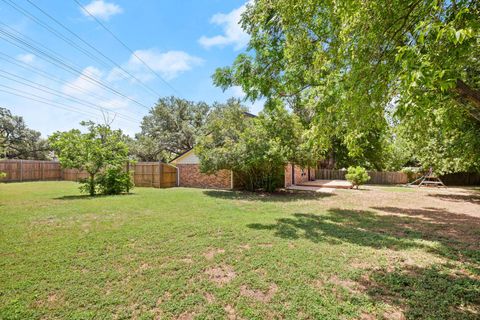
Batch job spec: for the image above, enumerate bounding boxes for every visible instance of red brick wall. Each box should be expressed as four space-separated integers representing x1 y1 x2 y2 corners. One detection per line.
177 164 232 189
284 164 315 187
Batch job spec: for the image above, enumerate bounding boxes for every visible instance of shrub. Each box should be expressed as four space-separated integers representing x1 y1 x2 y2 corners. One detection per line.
401 167 421 183
345 166 370 189
95 167 134 195
0 171 6 180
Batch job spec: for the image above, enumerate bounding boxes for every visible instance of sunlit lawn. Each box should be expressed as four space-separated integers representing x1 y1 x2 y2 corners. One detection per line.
1 182 479 319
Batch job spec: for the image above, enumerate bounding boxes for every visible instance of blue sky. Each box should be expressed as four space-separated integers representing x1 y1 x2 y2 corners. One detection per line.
0 0 258 136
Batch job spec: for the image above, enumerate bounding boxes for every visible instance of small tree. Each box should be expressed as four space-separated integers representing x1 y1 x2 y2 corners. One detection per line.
49 121 132 196
345 166 370 189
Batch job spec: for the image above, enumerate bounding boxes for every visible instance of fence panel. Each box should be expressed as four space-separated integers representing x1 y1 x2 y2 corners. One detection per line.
0 160 62 182
0 160 177 188
316 169 408 185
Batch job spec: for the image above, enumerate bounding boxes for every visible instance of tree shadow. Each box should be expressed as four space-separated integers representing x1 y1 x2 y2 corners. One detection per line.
247 210 426 250
54 193 136 201
247 209 480 317
203 190 334 202
428 193 480 204
360 265 480 319
248 207 480 267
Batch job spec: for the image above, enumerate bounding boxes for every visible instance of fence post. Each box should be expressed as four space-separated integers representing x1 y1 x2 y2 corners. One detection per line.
41 161 44 180
159 162 163 188
20 159 23 182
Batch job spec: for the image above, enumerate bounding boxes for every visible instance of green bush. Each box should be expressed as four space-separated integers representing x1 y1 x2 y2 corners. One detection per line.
345 166 370 189
401 167 421 183
95 167 134 195
0 171 6 180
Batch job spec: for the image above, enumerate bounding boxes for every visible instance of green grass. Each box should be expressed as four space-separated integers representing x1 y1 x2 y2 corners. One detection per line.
0 182 479 319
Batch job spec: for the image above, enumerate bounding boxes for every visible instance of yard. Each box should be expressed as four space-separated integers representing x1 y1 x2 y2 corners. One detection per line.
0 182 479 319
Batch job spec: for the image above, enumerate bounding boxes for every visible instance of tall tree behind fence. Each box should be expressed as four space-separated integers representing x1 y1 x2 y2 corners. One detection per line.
0 160 178 188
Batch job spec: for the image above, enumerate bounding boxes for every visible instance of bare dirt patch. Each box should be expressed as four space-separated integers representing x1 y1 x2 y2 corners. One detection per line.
224 304 238 320
205 265 236 285
240 283 278 303
176 311 195 320
238 244 251 251
258 243 273 248
204 292 215 304
203 248 225 261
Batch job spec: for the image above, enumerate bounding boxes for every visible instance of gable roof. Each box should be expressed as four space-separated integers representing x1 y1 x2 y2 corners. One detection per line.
170 148 194 164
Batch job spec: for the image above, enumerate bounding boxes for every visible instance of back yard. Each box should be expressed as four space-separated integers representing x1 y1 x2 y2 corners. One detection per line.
0 182 479 319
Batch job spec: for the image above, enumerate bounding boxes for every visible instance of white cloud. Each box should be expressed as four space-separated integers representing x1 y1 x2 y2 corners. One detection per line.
16 53 35 64
198 2 250 50
62 66 104 96
81 0 123 20
111 49 204 81
62 67 132 111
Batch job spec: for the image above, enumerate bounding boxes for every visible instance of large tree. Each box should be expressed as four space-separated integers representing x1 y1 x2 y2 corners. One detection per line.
0 107 49 160
196 99 316 191
135 97 210 162
213 0 480 173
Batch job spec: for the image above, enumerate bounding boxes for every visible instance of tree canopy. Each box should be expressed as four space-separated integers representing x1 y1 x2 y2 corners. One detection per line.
134 96 211 162
213 0 480 173
0 107 49 160
196 99 315 191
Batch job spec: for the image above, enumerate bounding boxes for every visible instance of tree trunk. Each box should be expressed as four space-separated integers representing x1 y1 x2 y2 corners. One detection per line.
89 173 96 196
455 79 480 122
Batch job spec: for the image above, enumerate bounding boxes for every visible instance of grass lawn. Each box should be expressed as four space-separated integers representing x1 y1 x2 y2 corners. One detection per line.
1 182 479 319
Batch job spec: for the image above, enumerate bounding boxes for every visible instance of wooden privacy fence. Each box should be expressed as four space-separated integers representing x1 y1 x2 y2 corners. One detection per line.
0 160 178 188
0 160 62 181
132 162 177 188
316 169 408 184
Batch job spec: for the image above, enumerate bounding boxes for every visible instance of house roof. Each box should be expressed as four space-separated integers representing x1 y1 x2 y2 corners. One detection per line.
170 148 194 164
169 111 257 164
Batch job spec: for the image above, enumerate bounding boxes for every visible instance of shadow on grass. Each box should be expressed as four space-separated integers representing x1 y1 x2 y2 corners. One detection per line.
361 265 480 319
203 190 334 202
248 209 480 318
54 193 136 200
248 207 480 265
428 192 480 204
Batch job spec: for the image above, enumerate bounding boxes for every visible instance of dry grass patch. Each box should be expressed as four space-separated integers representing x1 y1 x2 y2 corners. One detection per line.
205 265 236 285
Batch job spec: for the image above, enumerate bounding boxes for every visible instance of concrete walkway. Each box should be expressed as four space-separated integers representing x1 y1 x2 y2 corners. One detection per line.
297 179 353 189
286 185 336 194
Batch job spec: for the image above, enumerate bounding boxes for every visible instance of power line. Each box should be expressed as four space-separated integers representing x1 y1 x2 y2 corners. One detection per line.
0 83 139 128
0 26 152 110
72 0 182 96
19 0 163 98
0 51 145 119
0 69 141 123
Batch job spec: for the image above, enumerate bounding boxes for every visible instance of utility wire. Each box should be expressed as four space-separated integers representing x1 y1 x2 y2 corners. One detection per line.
0 69 141 123
21 0 163 98
0 27 151 110
0 86 106 121
0 51 145 119
73 0 182 96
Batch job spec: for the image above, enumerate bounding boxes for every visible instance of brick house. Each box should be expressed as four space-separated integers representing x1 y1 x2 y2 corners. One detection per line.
171 148 315 189
170 149 234 189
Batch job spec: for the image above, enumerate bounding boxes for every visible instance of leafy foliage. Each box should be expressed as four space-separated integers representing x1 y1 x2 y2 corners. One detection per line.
95 166 134 195
0 107 49 160
49 121 132 196
134 96 210 162
196 99 316 192
345 166 370 189
0 171 6 180
213 0 480 173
